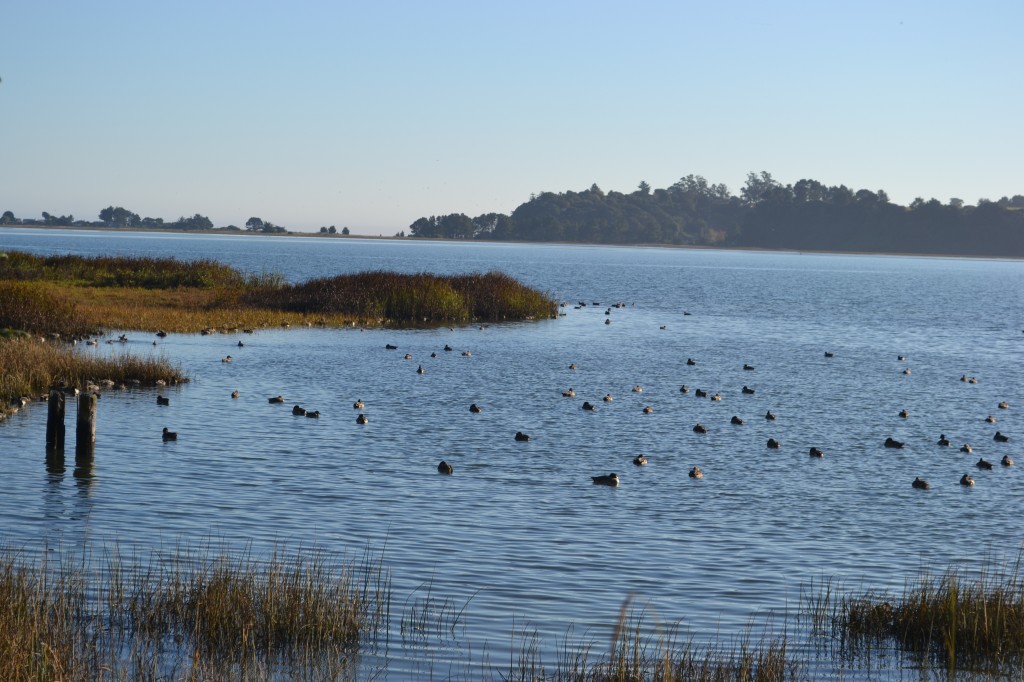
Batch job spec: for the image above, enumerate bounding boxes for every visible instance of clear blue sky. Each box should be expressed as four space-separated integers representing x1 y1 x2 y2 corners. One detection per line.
2 1 1021 234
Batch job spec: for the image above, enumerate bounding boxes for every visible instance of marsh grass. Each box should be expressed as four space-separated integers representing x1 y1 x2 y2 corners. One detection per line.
0 543 389 682
0 252 245 289
0 336 184 404
0 281 95 339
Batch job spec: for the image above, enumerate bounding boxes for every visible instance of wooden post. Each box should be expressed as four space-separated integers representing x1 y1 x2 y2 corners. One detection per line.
76 392 97 452
46 390 66 451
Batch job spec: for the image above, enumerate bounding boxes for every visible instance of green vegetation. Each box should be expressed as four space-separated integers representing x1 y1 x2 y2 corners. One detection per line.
0 251 246 289
409 172 1024 257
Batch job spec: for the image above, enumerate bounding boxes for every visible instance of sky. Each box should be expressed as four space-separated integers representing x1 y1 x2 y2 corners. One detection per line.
2 1 1022 234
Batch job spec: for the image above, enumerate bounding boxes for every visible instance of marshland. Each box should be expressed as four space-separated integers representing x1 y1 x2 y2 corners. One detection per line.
0 228 1022 680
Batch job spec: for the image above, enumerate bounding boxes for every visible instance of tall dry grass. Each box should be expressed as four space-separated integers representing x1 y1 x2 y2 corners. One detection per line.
0 281 95 339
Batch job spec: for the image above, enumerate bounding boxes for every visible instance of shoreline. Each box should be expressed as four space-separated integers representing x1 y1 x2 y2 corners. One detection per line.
2 223 1021 262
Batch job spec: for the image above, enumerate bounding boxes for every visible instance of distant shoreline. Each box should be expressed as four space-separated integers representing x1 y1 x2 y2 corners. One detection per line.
1 223 1021 261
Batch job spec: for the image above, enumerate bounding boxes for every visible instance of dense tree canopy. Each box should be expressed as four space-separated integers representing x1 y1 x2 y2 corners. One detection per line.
409 173 1024 257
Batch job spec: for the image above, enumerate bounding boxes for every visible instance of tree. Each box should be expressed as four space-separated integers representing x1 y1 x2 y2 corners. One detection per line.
637 180 651 195
245 217 265 231
328 225 337 234
341 227 350 235
99 206 140 228
0 210 16 225
319 226 328 233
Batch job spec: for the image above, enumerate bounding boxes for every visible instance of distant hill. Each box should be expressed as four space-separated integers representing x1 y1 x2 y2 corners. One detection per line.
409 173 1024 257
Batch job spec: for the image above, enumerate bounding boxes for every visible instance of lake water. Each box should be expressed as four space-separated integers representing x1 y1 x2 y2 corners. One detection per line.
1 228 1023 679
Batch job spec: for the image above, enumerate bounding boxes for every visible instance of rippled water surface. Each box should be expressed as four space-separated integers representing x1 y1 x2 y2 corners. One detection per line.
1 229 1023 679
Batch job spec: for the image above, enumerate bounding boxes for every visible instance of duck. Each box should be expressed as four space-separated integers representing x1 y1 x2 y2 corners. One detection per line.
960 443 973 453
569 363 577 370
689 466 703 479
679 385 689 393
221 356 233 363
767 438 781 449
937 434 950 446
960 375 968 382
461 351 472 357
404 353 412 359
305 410 320 418
562 388 576 398
642 405 654 414
884 437 904 449
604 318 611 325
743 364 755 371
603 394 613 402
960 473 975 486
237 340 244 347
809 447 824 458
632 385 643 393
731 415 744 425
912 477 930 490
385 344 398 350
899 409 909 418
591 473 619 486
711 393 722 401
161 427 177 441
633 454 648 466
994 431 1009 442
687 358 697 366
430 352 437 358
902 368 911 375
1001 454 1014 466
695 388 708 398
976 458 994 470
582 401 596 411
469 403 482 413
353 399 365 409
416 365 425 374
515 431 530 442
231 390 240 399
156 330 168 338
692 423 708 434
897 355 906 361
985 415 996 424
765 410 777 421
156 395 170 406
437 460 453 475
998 401 1009 410
356 413 368 425
292 405 307 416
268 395 285 404
824 351 834 358
968 376 978 384
741 386 755 395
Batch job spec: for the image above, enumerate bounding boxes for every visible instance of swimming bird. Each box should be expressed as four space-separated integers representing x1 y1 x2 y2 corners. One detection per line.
156 395 170 406
438 460 453 475
767 438 781 449
592 473 619 486
356 413 368 424
222 356 233 363
809 447 824 458
824 351 834 358
444 344 453 351
353 399 365 409
968 376 978 384
1001 455 1014 466
960 473 975 486
417 365 425 374
269 395 285 404
569 363 577 370
937 434 950 446
582 401 596 411
742 386 755 395
899 409 909 418
562 388 576 397
469 403 482 413
897 355 906 361
431 352 437 358
765 410 777 421
603 394 613 402
679 385 689 393
632 385 643 393
711 393 722 401
161 427 177 441
998 401 1009 409
689 466 703 479
902 368 911 375
156 330 168 338
731 415 744 425
687 358 697 366
976 458 994 470
305 410 320 418
743 364 755 371
237 340 244 347
604 318 611 325
404 353 412 359
994 431 1009 442
385 344 398 350
693 423 708 434
884 437 904 449
633 454 648 466
462 351 472 356
960 375 968 382
960 443 972 453
986 415 996 423
912 477 930 490
292 405 307 416
643 406 654 414
695 389 708 398
515 431 530 442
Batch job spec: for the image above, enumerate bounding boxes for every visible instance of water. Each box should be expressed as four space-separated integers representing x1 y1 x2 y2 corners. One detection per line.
1 228 1023 678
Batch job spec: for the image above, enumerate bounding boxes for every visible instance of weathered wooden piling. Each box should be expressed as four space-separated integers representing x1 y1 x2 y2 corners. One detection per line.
76 392 97 451
46 389 65 450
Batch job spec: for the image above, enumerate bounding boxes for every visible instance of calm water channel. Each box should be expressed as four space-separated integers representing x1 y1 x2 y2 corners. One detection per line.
1 228 1023 679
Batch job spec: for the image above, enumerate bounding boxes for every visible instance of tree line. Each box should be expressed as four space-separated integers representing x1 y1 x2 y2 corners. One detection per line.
409 173 1024 257
0 207 294 234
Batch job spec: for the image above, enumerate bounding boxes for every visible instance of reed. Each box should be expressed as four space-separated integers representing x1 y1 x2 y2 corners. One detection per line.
0 251 245 289
0 281 95 339
0 337 184 404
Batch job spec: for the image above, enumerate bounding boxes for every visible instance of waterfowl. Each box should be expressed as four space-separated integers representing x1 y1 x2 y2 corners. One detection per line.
642 406 654 414
659 325 667 330
767 438 781 449
156 330 168 338
515 431 530 442
897 355 906 361
899 409 909 418
416 365 425 374
1002 455 1014 466
353 400 365 409
960 375 968 382
404 353 412 359
431 352 437 358
437 460 453 475
937 434 950 446
633 454 648 466
604 319 612 325
161 427 177 441
731 415 744 425
469 403 482 413
156 395 170 406
582 401 596 411
994 431 1009 442
237 340 244 347
356 413 368 425
711 393 722 401
902 368 911 375
222 356 233 363
687 358 697 366
592 473 619 486
292 405 307 416
679 385 689 393
569 363 577 370
743 364 755 371
305 410 320 418
603 394 613 402
689 466 703 479
884 437 904 449
809 447 824 458
562 388 576 398
462 351 472 356
960 443 973 453
632 385 643 393
385 344 398 350
742 386 755 395
998 401 1009 409
824 351 834 358
912 477 930 490
695 388 708 398
692 423 708 434
985 415 996 424
269 395 285 404
960 473 975 486
765 410 777 421
976 458 994 470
